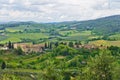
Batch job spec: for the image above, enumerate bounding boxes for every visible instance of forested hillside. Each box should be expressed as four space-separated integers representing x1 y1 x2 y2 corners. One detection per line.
0 15 120 36
60 15 120 35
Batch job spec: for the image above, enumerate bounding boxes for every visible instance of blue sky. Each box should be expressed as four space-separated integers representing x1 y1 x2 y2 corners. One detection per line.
0 0 120 22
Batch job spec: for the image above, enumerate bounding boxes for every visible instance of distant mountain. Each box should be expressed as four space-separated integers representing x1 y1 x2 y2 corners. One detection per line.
66 15 120 35
0 21 38 30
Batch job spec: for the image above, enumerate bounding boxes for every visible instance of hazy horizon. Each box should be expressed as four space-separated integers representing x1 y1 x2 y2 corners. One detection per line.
0 0 120 22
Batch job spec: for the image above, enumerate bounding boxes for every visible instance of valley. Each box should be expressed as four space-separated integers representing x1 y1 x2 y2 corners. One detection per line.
0 15 120 80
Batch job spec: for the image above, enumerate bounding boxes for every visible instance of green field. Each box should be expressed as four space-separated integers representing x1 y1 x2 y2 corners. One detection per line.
0 33 49 43
59 30 77 36
63 31 98 41
109 34 120 40
1 27 120 47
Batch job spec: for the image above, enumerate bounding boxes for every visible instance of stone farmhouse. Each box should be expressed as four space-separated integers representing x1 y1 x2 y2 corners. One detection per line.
14 43 45 53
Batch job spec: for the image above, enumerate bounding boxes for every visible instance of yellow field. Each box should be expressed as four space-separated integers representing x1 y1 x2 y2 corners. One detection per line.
89 40 120 47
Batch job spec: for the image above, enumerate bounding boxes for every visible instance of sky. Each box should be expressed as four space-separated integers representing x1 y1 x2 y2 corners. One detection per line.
0 0 120 22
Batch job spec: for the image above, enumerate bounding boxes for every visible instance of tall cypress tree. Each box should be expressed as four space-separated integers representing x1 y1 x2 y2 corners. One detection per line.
45 42 47 49
8 41 12 49
49 42 52 49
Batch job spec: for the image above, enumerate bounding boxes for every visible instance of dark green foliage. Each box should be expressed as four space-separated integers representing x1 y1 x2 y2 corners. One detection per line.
80 50 116 80
54 42 59 47
53 45 77 56
32 41 36 44
38 67 62 80
1 61 6 69
45 42 47 48
60 42 64 45
14 47 23 55
47 42 53 49
68 42 74 47
8 41 12 49
63 72 71 80
108 46 120 56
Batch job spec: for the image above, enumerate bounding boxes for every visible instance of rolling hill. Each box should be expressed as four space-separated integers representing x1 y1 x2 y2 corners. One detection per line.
1 15 120 35
61 15 120 35
0 15 120 44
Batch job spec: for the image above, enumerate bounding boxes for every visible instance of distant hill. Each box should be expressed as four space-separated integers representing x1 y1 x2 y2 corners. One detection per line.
65 15 120 35
47 15 120 35
0 15 120 35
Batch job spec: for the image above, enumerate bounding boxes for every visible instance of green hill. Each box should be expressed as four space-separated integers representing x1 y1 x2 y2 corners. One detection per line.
62 15 120 35
0 15 120 43
1 15 120 36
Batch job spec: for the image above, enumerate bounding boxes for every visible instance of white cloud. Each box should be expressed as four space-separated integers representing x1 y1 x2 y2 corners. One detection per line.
0 0 120 22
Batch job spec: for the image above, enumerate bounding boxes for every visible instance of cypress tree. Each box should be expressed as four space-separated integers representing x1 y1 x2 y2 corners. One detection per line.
45 42 47 48
8 41 12 49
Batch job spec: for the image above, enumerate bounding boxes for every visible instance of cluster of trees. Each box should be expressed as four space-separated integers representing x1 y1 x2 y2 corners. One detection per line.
44 41 82 50
12 44 116 80
37 45 120 80
7 41 14 49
